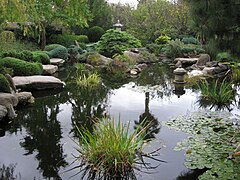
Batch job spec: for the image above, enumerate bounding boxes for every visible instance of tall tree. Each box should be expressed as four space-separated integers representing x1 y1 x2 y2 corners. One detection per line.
186 0 240 54
88 0 112 29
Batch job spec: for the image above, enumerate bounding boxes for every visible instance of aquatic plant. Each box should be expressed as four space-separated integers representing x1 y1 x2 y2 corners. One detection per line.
165 111 240 180
75 63 101 88
197 78 235 110
73 118 163 179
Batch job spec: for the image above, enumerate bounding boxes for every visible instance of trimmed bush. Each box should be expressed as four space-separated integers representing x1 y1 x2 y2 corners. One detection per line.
32 51 50 64
97 29 142 57
44 44 66 51
0 57 43 76
0 74 11 93
182 37 200 45
47 46 68 60
146 43 165 55
48 34 89 47
87 26 105 42
0 31 16 44
0 50 33 62
77 35 89 43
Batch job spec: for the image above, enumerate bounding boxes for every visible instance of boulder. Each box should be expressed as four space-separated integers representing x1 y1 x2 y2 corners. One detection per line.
0 93 18 107
130 69 138 75
188 70 204 78
196 54 210 66
15 92 35 105
124 51 140 64
174 58 198 66
87 53 112 66
50 58 65 66
13 76 65 90
0 93 18 119
136 63 148 71
202 67 215 75
206 61 218 67
42 65 58 75
0 105 7 121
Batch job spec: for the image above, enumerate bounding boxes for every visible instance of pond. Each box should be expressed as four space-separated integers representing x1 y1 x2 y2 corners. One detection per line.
0 64 238 180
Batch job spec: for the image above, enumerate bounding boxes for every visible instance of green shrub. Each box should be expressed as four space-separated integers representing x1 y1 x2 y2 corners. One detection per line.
163 39 184 59
139 49 158 62
0 50 33 62
0 31 16 44
0 57 43 76
97 29 142 57
155 35 171 44
47 46 68 60
146 43 164 55
44 44 66 51
182 37 200 45
0 40 39 52
48 34 89 47
76 35 89 43
32 51 50 64
216 52 232 61
0 74 11 93
87 26 105 42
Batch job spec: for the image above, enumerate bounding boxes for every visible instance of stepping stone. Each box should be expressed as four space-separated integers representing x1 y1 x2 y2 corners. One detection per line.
13 76 65 90
50 58 65 66
42 65 58 75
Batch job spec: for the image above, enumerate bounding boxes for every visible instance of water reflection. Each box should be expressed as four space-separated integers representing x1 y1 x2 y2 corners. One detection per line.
0 163 20 180
68 83 110 135
134 92 161 140
17 97 68 179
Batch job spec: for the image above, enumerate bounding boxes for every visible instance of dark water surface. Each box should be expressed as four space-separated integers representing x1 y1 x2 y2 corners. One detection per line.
0 64 229 180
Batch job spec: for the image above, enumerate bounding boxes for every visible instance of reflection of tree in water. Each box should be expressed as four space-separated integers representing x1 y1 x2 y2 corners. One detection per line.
0 164 19 180
135 92 161 140
176 169 206 180
136 64 174 99
18 96 68 179
68 83 110 135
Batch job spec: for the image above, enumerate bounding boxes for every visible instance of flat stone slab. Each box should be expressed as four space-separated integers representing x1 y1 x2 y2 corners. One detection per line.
13 76 65 90
42 65 58 75
50 58 65 66
174 58 198 65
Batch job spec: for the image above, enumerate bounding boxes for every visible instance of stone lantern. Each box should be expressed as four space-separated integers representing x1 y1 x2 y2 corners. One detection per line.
113 20 123 31
173 68 187 84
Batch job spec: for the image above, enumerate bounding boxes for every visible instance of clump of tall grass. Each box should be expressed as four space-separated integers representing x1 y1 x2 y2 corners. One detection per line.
74 118 163 179
197 78 235 110
75 63 101 88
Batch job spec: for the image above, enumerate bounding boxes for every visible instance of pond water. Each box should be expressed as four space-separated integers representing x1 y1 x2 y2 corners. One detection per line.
0 64 237 180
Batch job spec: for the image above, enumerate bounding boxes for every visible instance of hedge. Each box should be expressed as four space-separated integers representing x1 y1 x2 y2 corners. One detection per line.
32 51 50 64
0 57 43 76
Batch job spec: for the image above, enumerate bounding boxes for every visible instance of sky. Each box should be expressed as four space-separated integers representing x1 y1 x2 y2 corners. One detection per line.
107 0 138 7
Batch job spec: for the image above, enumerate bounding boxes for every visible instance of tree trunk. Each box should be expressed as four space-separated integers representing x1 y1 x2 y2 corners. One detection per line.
40 21 47 50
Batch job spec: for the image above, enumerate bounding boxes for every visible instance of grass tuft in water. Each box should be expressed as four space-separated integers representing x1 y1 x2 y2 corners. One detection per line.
74 118 161 179
75 63 101 88
197 78 235 110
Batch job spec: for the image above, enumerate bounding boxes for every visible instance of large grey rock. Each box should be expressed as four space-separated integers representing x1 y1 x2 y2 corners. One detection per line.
16 92 35 105
0 93 18 119
188 70 204 78
0 93 18 107
13 76 65 90
196 54 210 66
202 67 215 75
174 58 198 66
42 65 58 75
124 51 140 64
0 105 7 121
50 58 65 66
87 53 112 66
